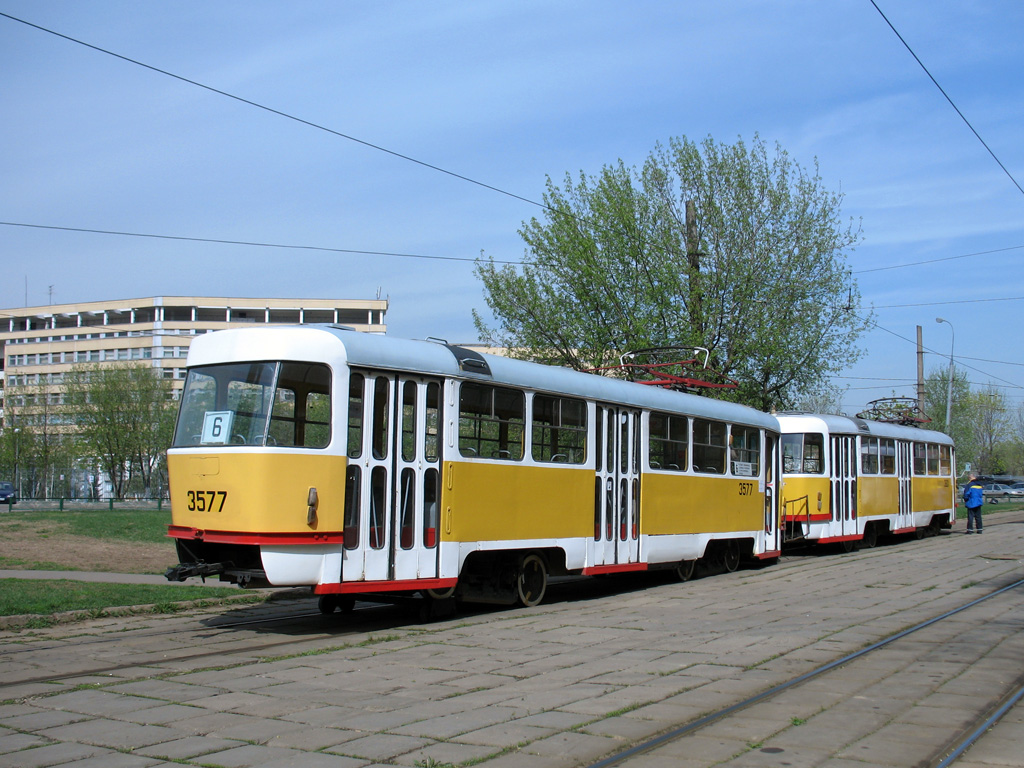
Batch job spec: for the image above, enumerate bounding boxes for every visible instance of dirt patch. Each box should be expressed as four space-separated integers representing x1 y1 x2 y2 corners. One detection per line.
0 518 174 574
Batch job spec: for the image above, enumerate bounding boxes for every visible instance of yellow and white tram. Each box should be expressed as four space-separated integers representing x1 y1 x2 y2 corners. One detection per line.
778 413 956 549
166 325 782 608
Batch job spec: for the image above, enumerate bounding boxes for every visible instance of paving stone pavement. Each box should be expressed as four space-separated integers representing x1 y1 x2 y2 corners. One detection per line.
0 509 1022 767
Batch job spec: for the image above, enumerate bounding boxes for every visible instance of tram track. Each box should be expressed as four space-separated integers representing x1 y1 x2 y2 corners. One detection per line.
0 573 668 693
0 531 985 696
585 576 1024 768
935 675 1024 768
0 600 410 692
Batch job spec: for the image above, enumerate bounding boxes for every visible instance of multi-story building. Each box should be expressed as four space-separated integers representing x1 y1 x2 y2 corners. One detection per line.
0 295 388 427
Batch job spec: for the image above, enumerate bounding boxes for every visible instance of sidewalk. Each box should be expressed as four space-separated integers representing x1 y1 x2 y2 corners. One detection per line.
1 510 1022 767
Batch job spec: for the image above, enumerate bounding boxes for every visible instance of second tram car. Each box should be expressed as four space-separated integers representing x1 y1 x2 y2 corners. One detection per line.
778 413 956 549
165 325 783 608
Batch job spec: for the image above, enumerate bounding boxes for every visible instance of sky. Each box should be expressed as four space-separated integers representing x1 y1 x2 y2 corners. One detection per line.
2 1 1023 416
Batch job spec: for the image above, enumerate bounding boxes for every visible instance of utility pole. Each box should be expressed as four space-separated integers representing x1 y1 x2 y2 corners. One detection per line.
916 325 925 415
685 200 703 342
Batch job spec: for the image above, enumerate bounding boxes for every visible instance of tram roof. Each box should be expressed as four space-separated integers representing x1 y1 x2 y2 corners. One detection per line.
188 325 777 429
776 412 954 445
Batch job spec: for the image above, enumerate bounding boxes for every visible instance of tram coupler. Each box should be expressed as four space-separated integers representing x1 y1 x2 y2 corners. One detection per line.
164 561 228 582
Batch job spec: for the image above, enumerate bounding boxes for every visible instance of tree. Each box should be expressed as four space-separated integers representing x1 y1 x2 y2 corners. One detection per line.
996 401 1024 475
63 363 176 499
475 134 870 410
968 386 1009 475
2 381 80 499
922 366 975 475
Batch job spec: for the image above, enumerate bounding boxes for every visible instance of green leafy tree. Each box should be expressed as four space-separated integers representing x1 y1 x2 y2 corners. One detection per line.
63 363 176 499
475 134 870 410
0 424 37 499
1 381 77 499
922 366 975 476
967 385 1009 476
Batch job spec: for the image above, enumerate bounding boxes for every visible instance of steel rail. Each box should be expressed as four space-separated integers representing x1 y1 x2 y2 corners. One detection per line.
934 677 1024 768
0 605 396 691
586 577 1024 768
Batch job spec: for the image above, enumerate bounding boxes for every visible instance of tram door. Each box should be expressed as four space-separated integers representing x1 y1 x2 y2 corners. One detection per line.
592 406 641 566
763 434 781 553
896 441 913 530
347 371 442 583
830 436 857 538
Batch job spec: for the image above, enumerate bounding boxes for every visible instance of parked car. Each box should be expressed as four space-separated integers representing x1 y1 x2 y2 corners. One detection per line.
0 482 16 504
981 483 1024 503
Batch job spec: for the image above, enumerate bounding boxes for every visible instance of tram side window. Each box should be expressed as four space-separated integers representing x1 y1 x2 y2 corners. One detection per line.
926 444 940 475
343 466 360 549
781 433 824 474
939 445 952 475
347 374 364 458
532 395 586 464
371 376 390 460
425 382 441 462
913 443 927 475
401 381 417 462
459 382 525 460
880 439 896 474
861 438 879 475
730 426 760 477
649 412 688 471
693 419 727 474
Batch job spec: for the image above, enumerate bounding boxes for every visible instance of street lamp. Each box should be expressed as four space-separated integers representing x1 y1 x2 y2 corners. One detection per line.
935 318 954 429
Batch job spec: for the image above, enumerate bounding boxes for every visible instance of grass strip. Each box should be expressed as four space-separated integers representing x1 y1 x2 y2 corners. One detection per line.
0 578 240 617
0 508 171 544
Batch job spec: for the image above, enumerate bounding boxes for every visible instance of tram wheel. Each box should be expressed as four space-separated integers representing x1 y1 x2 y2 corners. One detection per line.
840 539 856 554
722 541 741 573
426 585 456 600
674 559 697 582
318 595 355 614
516 553 548 607
862 524 878 549
318 595 338 614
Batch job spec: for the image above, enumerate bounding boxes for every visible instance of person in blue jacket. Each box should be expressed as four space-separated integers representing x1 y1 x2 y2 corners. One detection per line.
962 475 984 534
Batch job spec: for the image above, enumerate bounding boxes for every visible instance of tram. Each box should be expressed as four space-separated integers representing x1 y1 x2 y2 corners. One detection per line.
165 325 783 608
778 413 956 549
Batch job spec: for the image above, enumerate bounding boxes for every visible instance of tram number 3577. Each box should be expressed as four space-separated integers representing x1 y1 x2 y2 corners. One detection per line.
738 482 755 496
186 490 228 513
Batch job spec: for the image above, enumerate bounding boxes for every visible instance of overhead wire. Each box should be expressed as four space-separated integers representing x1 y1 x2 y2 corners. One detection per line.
0 11 549 214
858 312 1022 391
869 0 1024 198
4 8 1020 284
871 295 1024 309
4 9 1019 411
0 220 521 266
853 244 1024 274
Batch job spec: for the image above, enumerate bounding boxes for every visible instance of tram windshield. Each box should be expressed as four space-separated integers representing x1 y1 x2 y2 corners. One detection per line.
172 362 331 448
781 432 824 474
